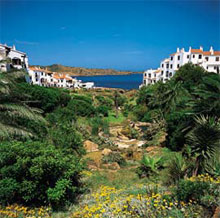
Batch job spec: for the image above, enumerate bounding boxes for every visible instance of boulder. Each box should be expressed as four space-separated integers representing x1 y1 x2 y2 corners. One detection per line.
83 140 99 152
213 206 220 218
158 132 167 147
102 162 120 170
102 148 112 156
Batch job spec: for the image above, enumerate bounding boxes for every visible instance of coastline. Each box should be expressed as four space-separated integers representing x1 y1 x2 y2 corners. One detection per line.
71 72 143 77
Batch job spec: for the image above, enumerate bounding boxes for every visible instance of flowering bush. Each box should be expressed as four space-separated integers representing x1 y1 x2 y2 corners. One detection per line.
71 185 204 218
0 205 51 218
175 174 220 208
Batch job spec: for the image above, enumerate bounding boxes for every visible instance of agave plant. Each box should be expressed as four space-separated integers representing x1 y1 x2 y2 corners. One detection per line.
187 115 220 176
0 70 45 140
137 155 164 178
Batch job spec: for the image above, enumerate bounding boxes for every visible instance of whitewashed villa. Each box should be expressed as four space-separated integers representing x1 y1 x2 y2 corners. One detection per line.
0 43 94 89
142 46 220 86
0 43 29 71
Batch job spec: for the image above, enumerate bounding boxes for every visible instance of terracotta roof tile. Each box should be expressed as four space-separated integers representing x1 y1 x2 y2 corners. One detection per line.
214 51 220 55
191 49 203 53
203 51 211 55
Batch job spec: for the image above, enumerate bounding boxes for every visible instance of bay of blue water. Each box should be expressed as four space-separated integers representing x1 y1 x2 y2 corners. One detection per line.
75 73 143 90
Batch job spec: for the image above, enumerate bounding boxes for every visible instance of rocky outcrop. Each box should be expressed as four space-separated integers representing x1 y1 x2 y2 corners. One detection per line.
102 148 112 156
83 140 99 152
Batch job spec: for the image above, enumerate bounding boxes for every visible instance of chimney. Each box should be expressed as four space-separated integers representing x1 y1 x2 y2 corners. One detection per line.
181 48 185 52
189 46 192 52
200 46 203 51
210 46 214 55
177 47 180 52
12 45 16 50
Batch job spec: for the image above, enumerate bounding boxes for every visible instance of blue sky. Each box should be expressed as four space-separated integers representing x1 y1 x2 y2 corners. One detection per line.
0 0 219 71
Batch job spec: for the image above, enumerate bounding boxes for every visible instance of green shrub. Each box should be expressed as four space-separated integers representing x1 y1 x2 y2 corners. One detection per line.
95 96 113 108
17 83 71 113
90 117 109 136
96 105 109 117
175 180 210 203
165 153 193 185
67 99 95 117
0 141 84 209
121 126 139 139
102 152 126 166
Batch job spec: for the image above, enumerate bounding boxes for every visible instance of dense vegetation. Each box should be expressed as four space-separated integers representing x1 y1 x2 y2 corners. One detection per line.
0 64 219 217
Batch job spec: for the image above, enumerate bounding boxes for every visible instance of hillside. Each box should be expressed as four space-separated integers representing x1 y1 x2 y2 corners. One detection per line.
0 64 220 218
31 64 141 76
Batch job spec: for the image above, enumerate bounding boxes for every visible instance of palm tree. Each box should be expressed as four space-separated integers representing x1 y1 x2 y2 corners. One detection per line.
0 70 45 140
151 81 189 115
186 115 220 176
192 73 220 117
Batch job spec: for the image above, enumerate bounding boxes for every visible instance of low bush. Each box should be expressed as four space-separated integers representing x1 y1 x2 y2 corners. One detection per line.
17 83 71 113
96 105 109 117
0 141 84 210
90 117 109 136
67 99 95 117
95 95 114 108
175 175 220 206
165 153 193 185
102 152 126 166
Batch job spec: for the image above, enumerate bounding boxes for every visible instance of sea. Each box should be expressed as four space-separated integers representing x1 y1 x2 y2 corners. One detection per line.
75 73 143 90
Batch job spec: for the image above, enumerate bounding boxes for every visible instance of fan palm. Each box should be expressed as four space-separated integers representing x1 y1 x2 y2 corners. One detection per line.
151 81 189 114
192 73 220 116
187 115 220 176
0 70 45 140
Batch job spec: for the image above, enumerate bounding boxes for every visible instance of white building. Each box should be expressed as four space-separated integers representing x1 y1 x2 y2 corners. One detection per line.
28 66 94 89
0 44 29 72
143 46 220 86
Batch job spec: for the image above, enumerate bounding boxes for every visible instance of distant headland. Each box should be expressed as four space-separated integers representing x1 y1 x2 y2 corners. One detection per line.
30 64 142 76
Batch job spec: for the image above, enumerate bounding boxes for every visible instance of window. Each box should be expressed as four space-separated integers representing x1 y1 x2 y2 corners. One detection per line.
170 64 173 69
171 56 173 61
207 66 209 70
216 57 220 61
169 72 172 77
193 54 195 58
166 64 169 68
162 64 164 67
178 56 180 60
161 71 163 75
214 66 217 70
61 79 63 82
199 54 202 59
205 57 209 61
145 73 147 77
187 55 190 59
154 73 156 77
166 71 169 77
148 73 151 78
177 64 180 69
